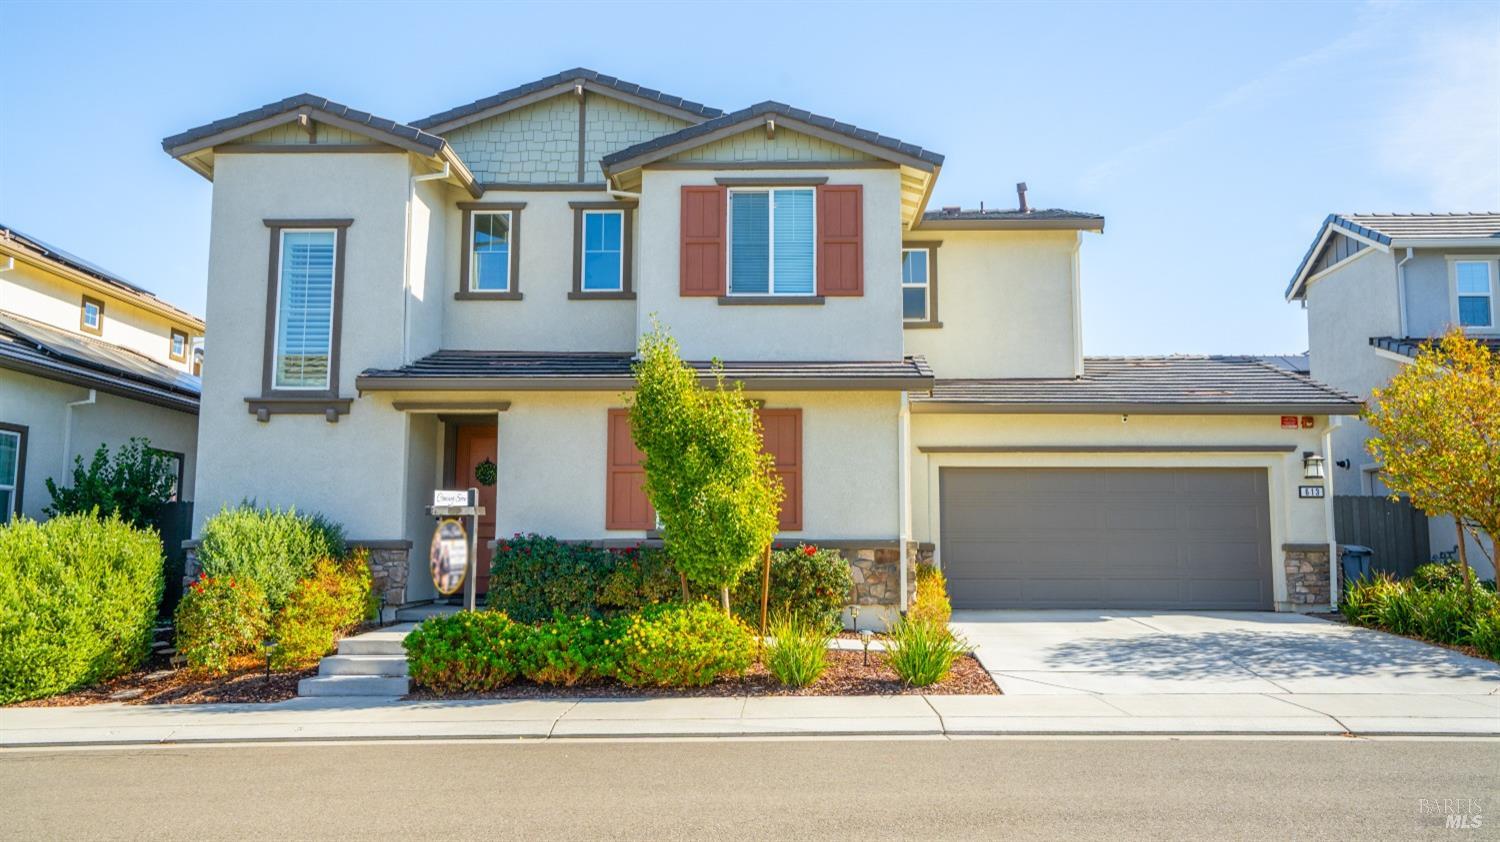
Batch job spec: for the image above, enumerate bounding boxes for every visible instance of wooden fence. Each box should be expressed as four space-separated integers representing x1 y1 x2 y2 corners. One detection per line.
1332 495 1430 579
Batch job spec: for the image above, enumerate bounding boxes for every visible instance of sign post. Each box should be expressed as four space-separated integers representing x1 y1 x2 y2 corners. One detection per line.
428 489 485 612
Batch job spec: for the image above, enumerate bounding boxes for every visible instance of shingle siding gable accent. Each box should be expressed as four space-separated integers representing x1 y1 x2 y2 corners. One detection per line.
667 126 877 164
412 68 722 131
583 97 691 182
228 122 367 146
445 95 582 184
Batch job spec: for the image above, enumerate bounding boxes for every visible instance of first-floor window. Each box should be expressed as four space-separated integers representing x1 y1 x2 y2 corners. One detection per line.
729 188 815 295
472 211 512 292
274 229 337 390
1456 260 1494 328
582 210 624 292
902 248 931 321
0 425 24 523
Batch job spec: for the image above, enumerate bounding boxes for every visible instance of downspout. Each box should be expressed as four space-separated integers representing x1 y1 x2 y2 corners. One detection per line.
403 162 451 363
1395 248 1414 338
604 173 641 201
62 389 97 469
1323 416 1342 609
1070 232 1084 377
897 393 912 614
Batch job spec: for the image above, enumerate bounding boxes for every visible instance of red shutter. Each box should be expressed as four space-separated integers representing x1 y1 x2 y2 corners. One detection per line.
606 409 655 530
817 185 863 296
758 408 802 531
680 186 727 296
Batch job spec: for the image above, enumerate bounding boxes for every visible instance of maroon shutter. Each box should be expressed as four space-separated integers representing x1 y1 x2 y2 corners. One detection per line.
680 186 727 296
606 409 655 530
758 408 803 531
817 185 863 296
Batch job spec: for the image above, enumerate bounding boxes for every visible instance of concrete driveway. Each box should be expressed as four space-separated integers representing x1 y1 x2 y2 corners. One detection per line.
951 610 1500 696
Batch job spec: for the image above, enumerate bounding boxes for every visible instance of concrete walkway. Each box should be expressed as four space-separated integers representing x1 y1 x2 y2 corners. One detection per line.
4 689 1496 746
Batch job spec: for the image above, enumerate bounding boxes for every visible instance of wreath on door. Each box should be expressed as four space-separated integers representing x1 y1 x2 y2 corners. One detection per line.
474 458 497 487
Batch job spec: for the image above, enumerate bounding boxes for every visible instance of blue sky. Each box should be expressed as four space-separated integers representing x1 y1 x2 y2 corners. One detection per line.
2 0 1496 354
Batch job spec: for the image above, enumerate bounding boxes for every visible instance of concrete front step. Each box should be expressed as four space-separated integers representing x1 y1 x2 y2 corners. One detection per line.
318 654 409 677
297 675 410 697
335 623 416 656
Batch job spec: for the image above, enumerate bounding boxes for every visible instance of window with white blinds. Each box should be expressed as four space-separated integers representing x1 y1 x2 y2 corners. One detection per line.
0 428 21 524
728 188 815 295
273 229 337 390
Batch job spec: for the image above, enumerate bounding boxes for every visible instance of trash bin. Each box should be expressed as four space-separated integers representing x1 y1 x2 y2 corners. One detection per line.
1340 545 1374 590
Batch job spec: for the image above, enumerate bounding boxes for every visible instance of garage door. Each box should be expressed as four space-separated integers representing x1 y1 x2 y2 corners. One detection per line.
940 467 1273 610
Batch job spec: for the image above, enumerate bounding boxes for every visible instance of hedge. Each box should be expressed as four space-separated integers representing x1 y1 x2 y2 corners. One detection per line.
196 504 345 611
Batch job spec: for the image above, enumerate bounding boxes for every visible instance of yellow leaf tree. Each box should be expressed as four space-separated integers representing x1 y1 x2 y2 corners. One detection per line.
1366 330 1499 591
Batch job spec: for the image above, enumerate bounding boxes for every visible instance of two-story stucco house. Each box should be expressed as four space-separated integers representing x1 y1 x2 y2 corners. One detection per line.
0 225 203 523
164 69 1360 621
1286 213 1499 578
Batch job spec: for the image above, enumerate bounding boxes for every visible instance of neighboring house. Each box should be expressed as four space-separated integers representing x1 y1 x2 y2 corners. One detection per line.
0 224 203 522
1286 212 1500 578
162 68 1360 620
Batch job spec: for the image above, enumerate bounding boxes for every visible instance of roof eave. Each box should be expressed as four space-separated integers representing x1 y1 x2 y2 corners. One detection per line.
0 242 205 330
0 352 199 414
417 76 717 135
356 374 933 393
1387 237 1500 248
913 217 1104 232
909 400 1363 416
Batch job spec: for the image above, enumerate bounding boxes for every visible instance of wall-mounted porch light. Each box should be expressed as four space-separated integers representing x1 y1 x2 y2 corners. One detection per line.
1302 452 1326 480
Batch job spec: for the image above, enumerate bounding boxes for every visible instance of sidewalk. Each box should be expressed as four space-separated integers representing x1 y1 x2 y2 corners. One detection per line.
4 691 1497 746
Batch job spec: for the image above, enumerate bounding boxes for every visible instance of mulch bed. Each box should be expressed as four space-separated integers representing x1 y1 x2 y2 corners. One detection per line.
405 649 999 700
8 654 315 708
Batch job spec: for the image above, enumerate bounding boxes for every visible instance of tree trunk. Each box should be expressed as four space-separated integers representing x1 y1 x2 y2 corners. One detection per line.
1456 522 1476 614
720 585 730 615
680 571 690 603
759 545 772 639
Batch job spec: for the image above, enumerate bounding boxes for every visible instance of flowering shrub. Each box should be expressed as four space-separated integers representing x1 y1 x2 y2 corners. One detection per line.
597 546 680 611
517 615 624 686
175 574 270 675
488 535 678 621
731 544 851 633
197 504 345 611
616 602 754 688
403 611 527 692
270 553 374 669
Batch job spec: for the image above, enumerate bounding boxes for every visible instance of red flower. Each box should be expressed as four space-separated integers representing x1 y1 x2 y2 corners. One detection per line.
803 545 817 557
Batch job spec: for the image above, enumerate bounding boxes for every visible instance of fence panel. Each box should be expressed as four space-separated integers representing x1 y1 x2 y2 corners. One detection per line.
1333 495 1430 579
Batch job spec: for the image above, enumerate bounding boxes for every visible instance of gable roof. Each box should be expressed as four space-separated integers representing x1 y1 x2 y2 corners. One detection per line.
1286 213 1500 300
916 207 1104 232
0 224 203 329
0 310 199 413
161 94 480 196
910 356 1361 415
412 68 723 134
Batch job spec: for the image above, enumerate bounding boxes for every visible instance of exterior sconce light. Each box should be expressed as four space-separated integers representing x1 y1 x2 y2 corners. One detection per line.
1335 459 1351 470
1302 452 1326 480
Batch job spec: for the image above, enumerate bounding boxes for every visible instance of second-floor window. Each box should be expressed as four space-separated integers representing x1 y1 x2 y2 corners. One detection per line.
273 229 337 390
581 210 624 292
728 188 815 296
80 296 104 335
1455 260 1494 328
472 211 512 292
902 248 930 321
170 329 188 362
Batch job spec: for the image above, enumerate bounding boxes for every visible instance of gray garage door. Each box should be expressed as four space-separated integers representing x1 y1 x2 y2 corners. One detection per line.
940 467 1273 610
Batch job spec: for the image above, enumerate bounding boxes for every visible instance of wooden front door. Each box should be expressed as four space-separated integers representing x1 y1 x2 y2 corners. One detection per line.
454 425 498 594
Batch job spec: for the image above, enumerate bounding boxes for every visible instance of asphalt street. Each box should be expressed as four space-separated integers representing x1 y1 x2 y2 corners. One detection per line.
2 736 1496 840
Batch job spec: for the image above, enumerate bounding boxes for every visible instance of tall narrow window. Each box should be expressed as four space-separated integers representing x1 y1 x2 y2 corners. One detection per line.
1456 260 1494 328
472 211 512 292
0 425 25 524
80 296 104 335
273 229 337 390
902 249 930 321
170 329 188 362
728 188 815 295
582 210 624 292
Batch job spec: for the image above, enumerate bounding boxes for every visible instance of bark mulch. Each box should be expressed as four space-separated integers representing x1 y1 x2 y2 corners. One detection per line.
8 654 315 708
405 649 999 701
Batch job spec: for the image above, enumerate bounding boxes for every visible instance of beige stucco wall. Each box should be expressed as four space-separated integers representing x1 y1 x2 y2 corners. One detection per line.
902 230 1082 379
0 258 199 372
0 369 198 520
909 411 1339 608
637 167 905 362
440 188 637 352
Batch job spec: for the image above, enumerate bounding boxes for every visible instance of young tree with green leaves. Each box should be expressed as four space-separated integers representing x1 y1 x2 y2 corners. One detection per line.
1366 330 1499 596
629 322 782 613
45 437 177 530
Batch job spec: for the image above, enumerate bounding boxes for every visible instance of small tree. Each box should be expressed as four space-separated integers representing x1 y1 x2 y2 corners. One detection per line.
1366 330 1499 595
45 437 176 529
629 323 782 613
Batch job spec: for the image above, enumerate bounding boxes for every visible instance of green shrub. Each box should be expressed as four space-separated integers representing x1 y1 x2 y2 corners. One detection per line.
0 514 165 703
44 438 177 530
909 562 952 626
175 574 270 675
731 544 851 633
598 546 680 612
764 611 831 688
403 611 526 693
517 615 624 686
488 536 679 621
1412 562 1463 590
1470 606 1500 661
1342 571 1500 659
616 603 755 687
270 553 374 669
197 504 345 611
885 617 968 687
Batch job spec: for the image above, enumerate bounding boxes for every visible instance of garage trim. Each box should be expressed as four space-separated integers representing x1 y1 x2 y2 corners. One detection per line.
918 444 1298 454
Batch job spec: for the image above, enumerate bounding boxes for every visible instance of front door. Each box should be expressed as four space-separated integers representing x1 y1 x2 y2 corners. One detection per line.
454 425 498 595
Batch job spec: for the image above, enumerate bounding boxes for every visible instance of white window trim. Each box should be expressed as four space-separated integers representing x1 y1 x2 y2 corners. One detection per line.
271 227 338 392
1448 256 1498 331
82 301 101 329
580 209 625 293
901 247 931 322
471 210 514 293
726 187 818 297
0 428 19 523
